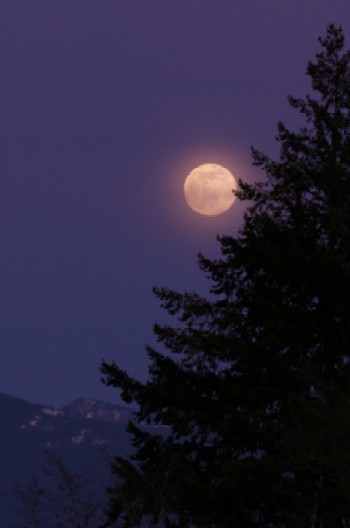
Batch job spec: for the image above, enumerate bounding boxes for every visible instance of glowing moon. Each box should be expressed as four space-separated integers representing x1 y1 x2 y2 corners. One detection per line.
184 163 237 216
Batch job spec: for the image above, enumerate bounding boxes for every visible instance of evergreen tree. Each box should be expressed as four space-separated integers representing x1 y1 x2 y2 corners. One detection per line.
101 25 350 527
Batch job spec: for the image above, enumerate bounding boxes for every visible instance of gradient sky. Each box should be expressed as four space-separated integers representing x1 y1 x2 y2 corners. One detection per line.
1 1 349 408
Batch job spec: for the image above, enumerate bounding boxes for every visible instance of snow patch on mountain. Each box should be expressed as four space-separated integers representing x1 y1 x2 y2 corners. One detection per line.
42 407 64 417
21 415 43 429
71 429 91 445
62 398 131 424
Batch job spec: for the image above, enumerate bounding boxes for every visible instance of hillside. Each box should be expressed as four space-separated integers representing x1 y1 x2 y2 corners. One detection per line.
0 393 134 526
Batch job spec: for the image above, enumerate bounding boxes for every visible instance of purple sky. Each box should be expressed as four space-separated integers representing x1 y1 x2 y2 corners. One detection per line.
1 1 349 408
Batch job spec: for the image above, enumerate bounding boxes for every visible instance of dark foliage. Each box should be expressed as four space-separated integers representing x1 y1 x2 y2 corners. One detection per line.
101 25 350 527
12 451 107 528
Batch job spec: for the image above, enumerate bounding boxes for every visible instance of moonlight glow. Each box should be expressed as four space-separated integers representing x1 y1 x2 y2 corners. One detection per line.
184 163 237 216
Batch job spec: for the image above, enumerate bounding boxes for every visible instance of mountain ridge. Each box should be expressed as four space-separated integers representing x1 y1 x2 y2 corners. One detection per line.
0 392 134 526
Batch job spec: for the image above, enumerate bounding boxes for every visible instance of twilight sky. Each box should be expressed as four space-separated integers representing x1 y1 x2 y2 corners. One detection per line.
1 1 349 408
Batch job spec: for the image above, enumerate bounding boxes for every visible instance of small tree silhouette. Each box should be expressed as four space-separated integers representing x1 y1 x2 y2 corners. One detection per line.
12 450 107 528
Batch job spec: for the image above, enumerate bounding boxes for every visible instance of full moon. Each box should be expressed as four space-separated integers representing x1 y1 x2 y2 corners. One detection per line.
184 163 237 216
